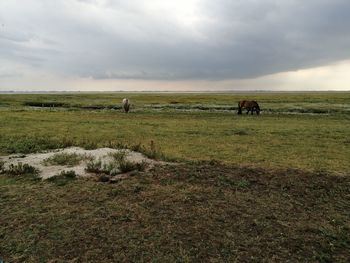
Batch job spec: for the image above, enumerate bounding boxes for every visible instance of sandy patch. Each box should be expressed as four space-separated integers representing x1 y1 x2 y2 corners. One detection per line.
0 147 164 179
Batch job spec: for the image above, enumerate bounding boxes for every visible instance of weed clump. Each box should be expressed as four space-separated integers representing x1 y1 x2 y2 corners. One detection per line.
131 140 165 160
109 150 147 173
85 150 147 178
0 160 5 173
43 152 87 166
120 160 147 173
85 159 110 174
5 162 39 176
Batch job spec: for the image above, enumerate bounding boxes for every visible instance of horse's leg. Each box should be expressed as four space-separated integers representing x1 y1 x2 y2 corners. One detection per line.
246 108 249 114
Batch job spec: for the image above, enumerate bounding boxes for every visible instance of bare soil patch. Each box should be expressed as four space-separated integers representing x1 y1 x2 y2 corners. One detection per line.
0 147 166 179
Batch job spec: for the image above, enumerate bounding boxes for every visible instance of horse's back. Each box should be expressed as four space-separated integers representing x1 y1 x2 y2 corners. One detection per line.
240 100 258 108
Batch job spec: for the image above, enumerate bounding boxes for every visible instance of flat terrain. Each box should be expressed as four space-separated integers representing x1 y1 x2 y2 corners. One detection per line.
0 92 349 262
0 92 349 173
1 163 350 262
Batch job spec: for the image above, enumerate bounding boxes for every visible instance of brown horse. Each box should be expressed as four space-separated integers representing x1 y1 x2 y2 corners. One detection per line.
238 100 260 115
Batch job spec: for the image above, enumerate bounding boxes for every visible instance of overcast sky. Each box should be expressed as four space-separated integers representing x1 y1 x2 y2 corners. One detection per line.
1 0 350 91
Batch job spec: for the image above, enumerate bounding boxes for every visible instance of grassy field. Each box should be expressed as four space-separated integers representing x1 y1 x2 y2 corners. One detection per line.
1 92 350 262
0 92 349 173
1 164 349 262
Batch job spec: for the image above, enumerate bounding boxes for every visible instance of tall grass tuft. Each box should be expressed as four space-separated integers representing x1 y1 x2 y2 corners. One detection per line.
131 140 165 160
43 153 86 166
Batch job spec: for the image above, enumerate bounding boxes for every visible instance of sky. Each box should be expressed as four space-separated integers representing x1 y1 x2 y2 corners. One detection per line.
1 0 350 91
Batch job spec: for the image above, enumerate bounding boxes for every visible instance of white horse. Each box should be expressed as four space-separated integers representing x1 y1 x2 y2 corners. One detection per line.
122 98 130 113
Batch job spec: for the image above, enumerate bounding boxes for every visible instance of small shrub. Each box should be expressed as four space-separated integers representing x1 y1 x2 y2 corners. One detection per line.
119 160 138 173
43 152 85 166
6 162 39 175
85 159 106 174
81 140 98 150
133 140 165 160
130 143 142 152
85 153 148 178
135 161 148 172
109 151 127 163
110 150 148 173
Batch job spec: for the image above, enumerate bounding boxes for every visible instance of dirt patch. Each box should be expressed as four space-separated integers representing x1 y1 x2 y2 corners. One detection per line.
0 147 167 179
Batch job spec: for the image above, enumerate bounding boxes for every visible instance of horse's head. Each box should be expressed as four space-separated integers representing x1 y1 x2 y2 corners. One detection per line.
255 103 261 115
237 101 242 114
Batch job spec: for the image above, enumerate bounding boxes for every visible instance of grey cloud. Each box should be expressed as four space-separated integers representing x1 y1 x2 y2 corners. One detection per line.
1 0 350 81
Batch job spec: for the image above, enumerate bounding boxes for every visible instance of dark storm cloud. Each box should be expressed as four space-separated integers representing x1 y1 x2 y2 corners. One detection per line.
1 0 350 80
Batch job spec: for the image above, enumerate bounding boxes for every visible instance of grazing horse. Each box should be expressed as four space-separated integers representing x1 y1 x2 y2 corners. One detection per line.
122 98 130 113
238 100 260 115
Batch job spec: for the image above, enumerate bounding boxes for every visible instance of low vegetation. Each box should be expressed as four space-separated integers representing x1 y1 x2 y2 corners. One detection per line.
0 163 349 262
0 92 349 261
43 152 88 166
2 162 38 176
131 140 168 160
0 160 4 172
85 150 147 179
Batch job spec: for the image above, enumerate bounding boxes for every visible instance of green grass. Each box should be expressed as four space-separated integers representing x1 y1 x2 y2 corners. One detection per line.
1 92 349 262
43 152 87 166
0 92 349 174
85 151 147 179
2 162 39 176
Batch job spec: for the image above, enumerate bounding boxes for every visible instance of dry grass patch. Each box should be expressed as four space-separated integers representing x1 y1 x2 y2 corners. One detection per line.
0 163 349 262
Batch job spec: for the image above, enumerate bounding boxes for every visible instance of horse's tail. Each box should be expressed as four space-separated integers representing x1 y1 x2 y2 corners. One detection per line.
254 101 261 114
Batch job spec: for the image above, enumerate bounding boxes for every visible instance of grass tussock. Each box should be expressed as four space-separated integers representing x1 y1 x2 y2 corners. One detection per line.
3 162 39 176
43 152 89 166
131 140 167 160
85 151 148 179
0 160 5 172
